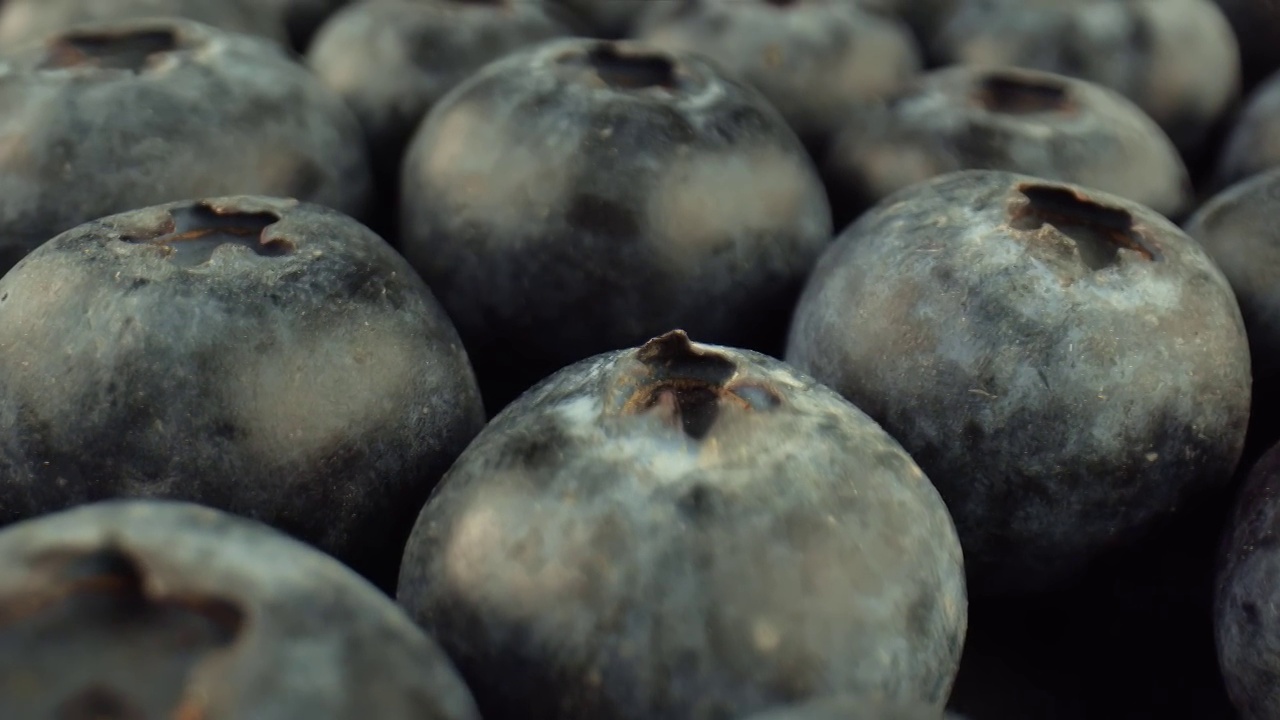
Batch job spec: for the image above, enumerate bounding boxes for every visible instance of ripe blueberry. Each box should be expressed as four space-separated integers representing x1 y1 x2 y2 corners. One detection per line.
400 38 832 411
1216 441 1280 720
787 170 1251 596
0 499 481 720
0 0 288 46
635 0 922 152
398 330 967 720
0 18 372 273
307 0 572 205
823 65 1192 227
0 196 485 589
932 0 1240 156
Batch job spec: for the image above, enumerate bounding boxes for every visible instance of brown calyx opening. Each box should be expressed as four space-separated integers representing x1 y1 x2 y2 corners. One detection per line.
623 330 782 441
124 203 290 267
39 29 178 72
1010 184 1160 269
0 546 244 719
974 73 1071 115
584 44 678 90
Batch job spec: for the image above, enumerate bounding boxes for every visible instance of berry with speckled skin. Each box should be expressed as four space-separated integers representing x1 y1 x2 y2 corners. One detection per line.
307 0 572 196
931 0 1240 156
1185 168 1280 398
634 0 922 151
398 330 967 720
0 499 481 720
1213 70 1280 192
0 0 288 47
0 196 484 590
1216 440 1280 720
822 65 1192 227
0 18 372 273
787 170 1251 596
400 38 832 412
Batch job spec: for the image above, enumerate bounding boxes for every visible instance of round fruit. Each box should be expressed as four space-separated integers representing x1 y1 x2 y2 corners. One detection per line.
0 0 288 46
0 17 372 273
400 38 832 411
1185 168 1280 396
0 196 485 589
0 499 481 720
307 0 572 193
398 330 968 720
1216 440 1280 720
787 170 1251 596
931 0 1240 155
634 0 922 151
823 65 1192 226
1214 69 1280 191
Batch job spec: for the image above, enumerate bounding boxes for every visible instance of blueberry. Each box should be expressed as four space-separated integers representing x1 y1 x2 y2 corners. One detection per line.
634 0 923 152
306 0 572 205
786 170 1252 596
0 0 289 47
397 330 967 720
548 0 647 38
401 38 832 411
0 196 485 589
1185 168 1280 402
823 65 1193 227
0 18 372 273
1216 440 1280 720
1213 69 1280 192
0 499 481 720
931 0 1241 156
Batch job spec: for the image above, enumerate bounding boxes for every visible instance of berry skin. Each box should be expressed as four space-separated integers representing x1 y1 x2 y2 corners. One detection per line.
400 38 832 411
0 196 485 591
0 18 373 273
398 331 968 720
0 0 289 46
0 499 481 720
1213 69 1280 192
1185 168 1280 396
1216 441 1280 720
635 0 922 151
307 0 572 198
931 0 1240 156
787 170 1251 596
823 65 1193 227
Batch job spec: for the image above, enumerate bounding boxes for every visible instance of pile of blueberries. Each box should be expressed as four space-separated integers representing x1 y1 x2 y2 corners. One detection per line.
2 0 1280 718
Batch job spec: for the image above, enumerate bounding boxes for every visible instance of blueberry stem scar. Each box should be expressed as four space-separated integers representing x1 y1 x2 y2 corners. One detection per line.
1011 184 1161 268
975 73 1071 115
624 330 782 439
39 30 178 72
123 203 289 267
